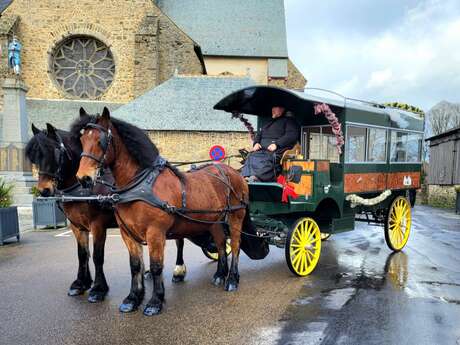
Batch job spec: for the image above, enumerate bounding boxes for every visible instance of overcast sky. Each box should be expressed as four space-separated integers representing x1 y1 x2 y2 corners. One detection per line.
285 0 460 111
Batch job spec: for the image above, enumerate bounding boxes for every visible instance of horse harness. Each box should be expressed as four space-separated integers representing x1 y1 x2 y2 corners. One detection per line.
80 121 248 244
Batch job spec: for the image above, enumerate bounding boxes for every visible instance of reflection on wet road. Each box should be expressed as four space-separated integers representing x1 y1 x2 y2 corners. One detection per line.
0 205 459 345
269 205 460 345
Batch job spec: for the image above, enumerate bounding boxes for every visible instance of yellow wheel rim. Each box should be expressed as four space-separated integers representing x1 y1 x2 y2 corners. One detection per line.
204 239 232 261
387 197 411 251
288 218 321 276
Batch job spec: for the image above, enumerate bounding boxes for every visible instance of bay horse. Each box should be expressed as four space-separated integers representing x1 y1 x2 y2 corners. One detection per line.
25 119 189 302
73 108 253 316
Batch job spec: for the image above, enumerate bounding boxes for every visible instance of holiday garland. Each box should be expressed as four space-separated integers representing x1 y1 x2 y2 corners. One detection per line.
232 112 255 141
313 103 344 154
383 102 424 117
345 190 392 208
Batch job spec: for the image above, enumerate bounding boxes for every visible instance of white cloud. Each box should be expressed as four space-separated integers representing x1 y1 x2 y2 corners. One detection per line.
367 69 393 89
285 0 460 110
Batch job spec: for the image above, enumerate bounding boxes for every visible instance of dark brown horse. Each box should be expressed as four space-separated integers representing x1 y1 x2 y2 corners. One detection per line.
73 108 252 316
25 120 189 302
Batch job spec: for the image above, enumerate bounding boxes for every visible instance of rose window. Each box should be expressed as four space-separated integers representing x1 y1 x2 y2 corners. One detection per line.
51 36 115 99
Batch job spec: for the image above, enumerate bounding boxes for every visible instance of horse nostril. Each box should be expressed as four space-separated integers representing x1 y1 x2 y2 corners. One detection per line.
78 175 93 188
40 188 51 197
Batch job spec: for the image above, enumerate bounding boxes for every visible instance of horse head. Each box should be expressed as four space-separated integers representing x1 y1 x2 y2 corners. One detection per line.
25 123 73 196
76 107 113 188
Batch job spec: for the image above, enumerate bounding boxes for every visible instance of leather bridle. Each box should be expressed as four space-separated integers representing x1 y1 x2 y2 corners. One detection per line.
38 131 72 186
80 122 113 179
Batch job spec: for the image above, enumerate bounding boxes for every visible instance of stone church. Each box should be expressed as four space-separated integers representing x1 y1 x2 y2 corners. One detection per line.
0 0 306 204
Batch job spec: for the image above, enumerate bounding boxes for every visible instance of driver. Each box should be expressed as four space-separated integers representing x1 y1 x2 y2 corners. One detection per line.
243 106 300 182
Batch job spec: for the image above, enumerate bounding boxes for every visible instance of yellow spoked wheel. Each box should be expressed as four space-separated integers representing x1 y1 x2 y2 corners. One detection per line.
384 196 411 251
202 239 232 261
285 217 321 277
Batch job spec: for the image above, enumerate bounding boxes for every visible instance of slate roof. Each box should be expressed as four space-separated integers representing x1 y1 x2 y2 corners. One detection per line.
26 99 123 132
112 75 256 131
0 0 13 13
155 0 288 58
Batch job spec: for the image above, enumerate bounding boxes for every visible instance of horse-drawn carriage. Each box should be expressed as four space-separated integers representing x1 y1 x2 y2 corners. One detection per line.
214 85 423 276
27 85 423 316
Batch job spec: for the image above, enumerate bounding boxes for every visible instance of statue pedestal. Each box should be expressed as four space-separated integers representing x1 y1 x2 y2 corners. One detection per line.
0 78 35 207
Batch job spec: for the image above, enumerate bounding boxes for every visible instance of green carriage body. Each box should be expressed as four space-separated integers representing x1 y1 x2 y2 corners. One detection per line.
215 86 424 237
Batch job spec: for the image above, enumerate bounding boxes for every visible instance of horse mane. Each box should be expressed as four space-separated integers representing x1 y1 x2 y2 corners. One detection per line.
70 114 184 180
25 129 81 164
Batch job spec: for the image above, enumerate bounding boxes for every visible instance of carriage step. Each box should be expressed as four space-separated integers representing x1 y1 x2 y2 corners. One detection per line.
331 216 355 233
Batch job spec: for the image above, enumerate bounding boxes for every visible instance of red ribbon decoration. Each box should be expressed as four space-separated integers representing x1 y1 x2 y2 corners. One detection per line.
277 175 299 203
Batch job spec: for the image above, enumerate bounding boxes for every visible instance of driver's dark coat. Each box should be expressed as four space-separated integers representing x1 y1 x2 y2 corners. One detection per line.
253 115 300 151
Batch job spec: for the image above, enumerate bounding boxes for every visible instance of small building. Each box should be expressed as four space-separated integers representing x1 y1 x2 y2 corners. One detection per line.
425 126 460 208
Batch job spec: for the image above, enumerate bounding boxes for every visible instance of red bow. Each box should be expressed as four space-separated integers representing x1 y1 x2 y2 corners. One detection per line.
277 175 299 203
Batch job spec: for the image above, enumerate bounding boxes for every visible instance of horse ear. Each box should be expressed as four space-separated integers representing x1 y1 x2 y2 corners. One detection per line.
101 107 110 120
31 123 40 135
46 123 58 140
80 107 87 118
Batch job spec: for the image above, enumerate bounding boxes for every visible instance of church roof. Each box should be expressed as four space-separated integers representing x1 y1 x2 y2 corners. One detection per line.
26 99 123 133
155 0 288 58
112 75 256 131
0 0 13 13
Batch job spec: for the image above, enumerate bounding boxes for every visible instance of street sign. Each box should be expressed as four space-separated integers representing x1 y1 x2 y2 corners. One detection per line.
209 145 226 161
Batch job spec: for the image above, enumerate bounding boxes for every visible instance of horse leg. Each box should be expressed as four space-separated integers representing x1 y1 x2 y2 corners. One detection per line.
144 229 166 316
209 225 228 286
68 225 93 296
172 238 187 283
88 224 109 303
119 230 145 313
225 212 244 292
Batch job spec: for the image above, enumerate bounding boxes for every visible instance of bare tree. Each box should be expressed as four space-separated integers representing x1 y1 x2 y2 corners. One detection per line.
428 101 460 135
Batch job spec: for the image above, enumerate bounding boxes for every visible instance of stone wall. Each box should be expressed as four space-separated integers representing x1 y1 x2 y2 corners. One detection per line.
2 0 202 103
427 185 458 209
268 59 307 89
286 59 307 89
157 17 204 85
147 130 253 169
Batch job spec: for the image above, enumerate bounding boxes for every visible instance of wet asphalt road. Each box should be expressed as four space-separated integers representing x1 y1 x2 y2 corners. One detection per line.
0 205 459 345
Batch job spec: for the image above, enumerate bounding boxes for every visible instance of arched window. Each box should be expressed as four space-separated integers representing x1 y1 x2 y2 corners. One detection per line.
50 36 115 99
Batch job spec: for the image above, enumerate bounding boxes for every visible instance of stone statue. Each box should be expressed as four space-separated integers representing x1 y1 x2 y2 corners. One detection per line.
8 37 22 75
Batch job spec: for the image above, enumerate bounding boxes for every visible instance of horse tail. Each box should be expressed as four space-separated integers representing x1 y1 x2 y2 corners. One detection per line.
239 205 270 260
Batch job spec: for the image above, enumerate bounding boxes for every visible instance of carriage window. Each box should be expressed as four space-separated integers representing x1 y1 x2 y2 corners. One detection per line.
306 127 321 159
367 128 387 162
407 133 422 162
346 126 366 162
322 127 340 162
302 126 339 163
390 131 422 162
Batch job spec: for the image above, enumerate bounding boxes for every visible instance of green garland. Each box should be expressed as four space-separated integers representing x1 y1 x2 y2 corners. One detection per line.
383 102 425 117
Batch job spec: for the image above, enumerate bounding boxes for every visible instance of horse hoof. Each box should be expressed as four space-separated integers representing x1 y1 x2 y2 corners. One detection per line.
68 288 84 296
225 282 238 292
172 275 185 283
119 302 137 313
212 276 225 286
143 304 162 316
88 292 106 303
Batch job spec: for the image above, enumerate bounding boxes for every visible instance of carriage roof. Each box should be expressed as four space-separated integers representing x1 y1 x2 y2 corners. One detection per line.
214 85 424 132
